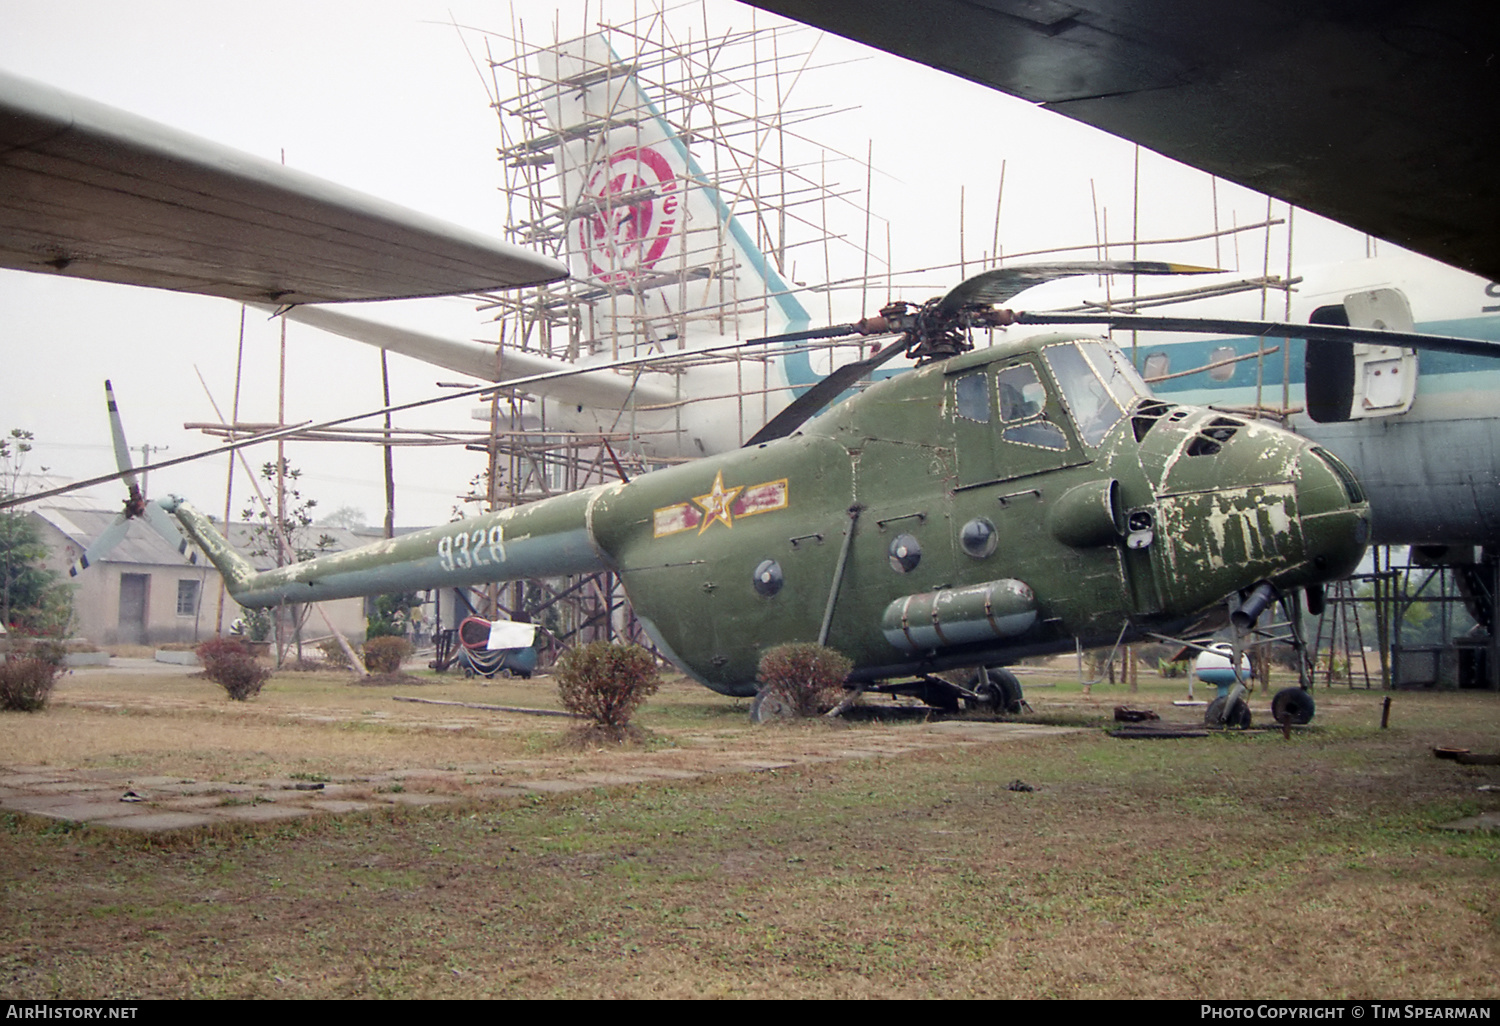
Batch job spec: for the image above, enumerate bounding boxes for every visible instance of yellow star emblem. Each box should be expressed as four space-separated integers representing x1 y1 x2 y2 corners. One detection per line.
692 470 743 534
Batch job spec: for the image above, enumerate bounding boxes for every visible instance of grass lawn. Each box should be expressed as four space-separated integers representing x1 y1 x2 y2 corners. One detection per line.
1 664 1496 998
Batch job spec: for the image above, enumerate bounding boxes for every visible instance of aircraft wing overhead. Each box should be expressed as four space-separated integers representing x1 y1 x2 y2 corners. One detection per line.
276 305 678 410
0 70 568 303
744 1 1500 283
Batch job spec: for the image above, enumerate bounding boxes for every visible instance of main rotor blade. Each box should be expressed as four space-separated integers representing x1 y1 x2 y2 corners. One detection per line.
2 328 879 512
937 261 1221 316
104 379 140 496
745 334 909 446
1014 312 1500 359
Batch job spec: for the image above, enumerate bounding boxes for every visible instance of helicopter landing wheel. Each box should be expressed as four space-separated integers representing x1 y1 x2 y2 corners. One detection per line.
750 686 797 724
1206 695 1252 729
972 667 1025 715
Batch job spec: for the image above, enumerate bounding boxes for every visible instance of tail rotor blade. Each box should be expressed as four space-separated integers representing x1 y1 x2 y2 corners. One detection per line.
69 515 131 576
142 500 197 565
104 380 141 497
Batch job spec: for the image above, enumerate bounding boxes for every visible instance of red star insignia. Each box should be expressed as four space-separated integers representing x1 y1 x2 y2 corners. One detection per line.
692 470 742 534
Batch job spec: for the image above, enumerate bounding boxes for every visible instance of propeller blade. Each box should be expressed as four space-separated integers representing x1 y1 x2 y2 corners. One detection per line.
937 261 1222 316
68 515 131 577
745 263 1221 446
3 328 901 512
142 500 198 565
1013 311 1500 359
104 379 141 497
748 322 877 345
745 334 910 446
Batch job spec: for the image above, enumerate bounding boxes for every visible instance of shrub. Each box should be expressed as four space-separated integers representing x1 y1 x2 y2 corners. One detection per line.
366 592 422 640
0 640 65 712
756 643 851 717
362 636 413 674
555 641 661 730
317 637 352 669
242 607 272 642
197 636 249 663
197 636 271 701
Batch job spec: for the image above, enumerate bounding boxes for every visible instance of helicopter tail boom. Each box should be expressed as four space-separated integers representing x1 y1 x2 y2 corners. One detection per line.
161 487 616 610
165 499 258 592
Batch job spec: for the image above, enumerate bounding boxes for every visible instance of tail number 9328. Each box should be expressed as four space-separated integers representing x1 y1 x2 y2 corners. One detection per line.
436 525 505 573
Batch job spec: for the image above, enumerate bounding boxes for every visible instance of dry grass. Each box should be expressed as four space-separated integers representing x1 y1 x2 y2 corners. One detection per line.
1 665 1497 998
0 671 559 779
0 666 800 783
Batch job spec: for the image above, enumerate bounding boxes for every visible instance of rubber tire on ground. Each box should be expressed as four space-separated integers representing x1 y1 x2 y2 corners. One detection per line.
976 667 1025 715
1270 686 1316 725
750 686 797 724
1205 694 1252 729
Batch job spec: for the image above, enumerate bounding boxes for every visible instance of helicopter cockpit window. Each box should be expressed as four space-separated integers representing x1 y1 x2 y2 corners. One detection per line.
996 364 1068 449
1044 342 1125 448
954 371 990 422
1080 341 1151 407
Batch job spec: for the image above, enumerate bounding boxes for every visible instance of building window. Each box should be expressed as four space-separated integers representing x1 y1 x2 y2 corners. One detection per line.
177 579 200 617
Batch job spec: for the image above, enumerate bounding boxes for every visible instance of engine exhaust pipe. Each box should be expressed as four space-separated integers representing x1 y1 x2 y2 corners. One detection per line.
1231 582 1278 630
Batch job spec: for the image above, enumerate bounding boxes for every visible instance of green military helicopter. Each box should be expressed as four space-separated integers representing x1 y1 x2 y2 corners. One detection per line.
119 261 1390 722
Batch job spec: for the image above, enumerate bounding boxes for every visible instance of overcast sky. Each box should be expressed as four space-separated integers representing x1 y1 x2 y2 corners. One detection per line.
0 0 1395 527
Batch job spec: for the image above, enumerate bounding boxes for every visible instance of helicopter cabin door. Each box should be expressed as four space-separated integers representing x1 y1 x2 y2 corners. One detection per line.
948 358 1086 490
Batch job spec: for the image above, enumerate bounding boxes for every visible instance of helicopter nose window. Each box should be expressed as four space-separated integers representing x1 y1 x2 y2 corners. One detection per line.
889 533 922 573
752 559 784 597
1044 342 1124 447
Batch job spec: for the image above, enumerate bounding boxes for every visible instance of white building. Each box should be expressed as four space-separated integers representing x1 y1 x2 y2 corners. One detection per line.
29 507 370 647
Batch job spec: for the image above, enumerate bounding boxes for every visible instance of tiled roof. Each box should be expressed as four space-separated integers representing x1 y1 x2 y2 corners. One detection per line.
31 507 373 571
